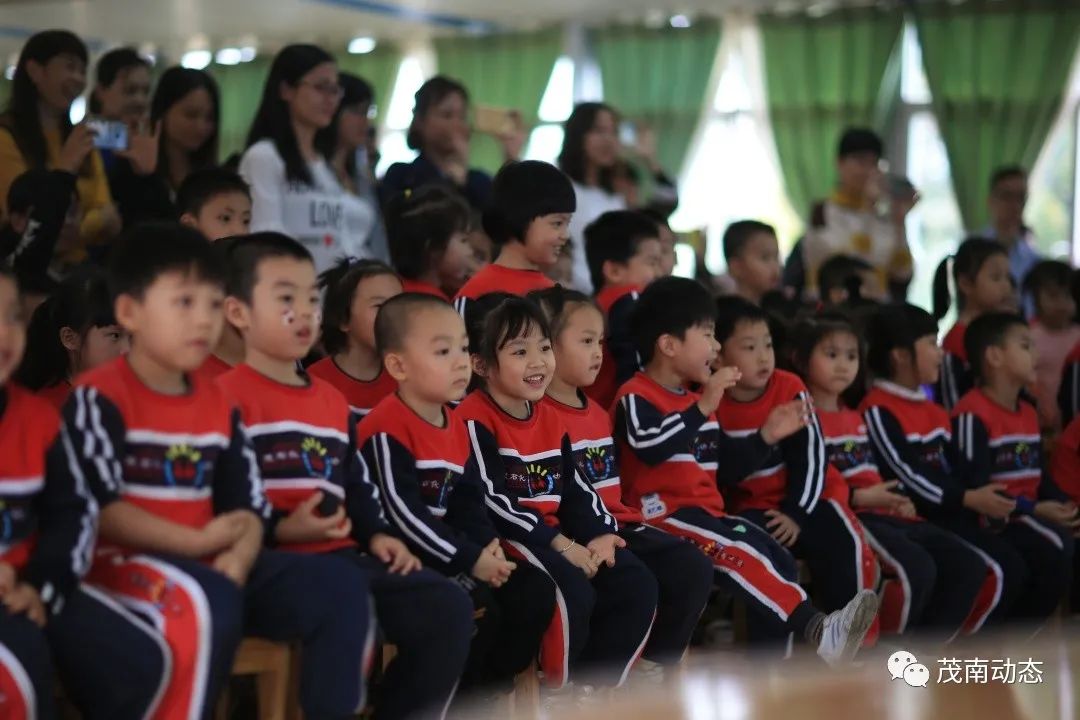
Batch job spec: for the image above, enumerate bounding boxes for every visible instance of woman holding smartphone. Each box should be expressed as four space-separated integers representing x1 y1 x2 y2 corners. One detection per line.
0 29 121 271
379 75 523 213
108 67 219 229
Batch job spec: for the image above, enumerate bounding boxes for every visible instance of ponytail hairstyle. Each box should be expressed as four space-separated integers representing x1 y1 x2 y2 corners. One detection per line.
527 285 600 342
16 269 115 390
931 236 1008 321
317 257 400 355
864 302 938 382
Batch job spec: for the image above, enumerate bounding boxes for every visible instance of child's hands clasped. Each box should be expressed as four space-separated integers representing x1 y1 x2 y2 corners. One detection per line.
0 561 45 627
764 510 801 548
586 533 626 569
472 539 515 587
276 492 352 545
370 533 422 575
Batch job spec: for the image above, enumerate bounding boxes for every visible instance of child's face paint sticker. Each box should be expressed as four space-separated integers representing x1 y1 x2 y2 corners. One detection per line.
282 309 296 325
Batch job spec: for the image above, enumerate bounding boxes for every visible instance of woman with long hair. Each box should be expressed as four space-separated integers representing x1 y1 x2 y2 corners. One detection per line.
0 29 120 270
108 66 220 228
239 44 374 272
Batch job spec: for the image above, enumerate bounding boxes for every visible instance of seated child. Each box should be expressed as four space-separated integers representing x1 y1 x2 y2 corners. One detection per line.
177 166 253 241
722 220 782 306
358 292 555 700
790 313 987 639
217 234 472 718
583 210 663 409
385 184 473 301
17 268 128 408
308 258 403 420
932 237 1012 409
0 169 77 298
531 285 713 680
713 297 879 620
456 293 658 693
0 266 166 719
817 254 879 308
63 222 267 718
613 276 878 663
640 208 677 278
859 302 1028 628
950 312 1077 624
453 161 575 317
1023 260 1080 431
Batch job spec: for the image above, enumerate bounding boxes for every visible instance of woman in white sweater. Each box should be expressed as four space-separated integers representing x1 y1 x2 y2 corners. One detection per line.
239 44 373 274
558 103 626 294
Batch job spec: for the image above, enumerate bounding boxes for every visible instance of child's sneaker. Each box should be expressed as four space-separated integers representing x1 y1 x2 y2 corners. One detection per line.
816 589 879 666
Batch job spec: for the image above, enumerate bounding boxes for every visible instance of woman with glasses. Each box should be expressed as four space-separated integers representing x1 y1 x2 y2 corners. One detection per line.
239 44 375 272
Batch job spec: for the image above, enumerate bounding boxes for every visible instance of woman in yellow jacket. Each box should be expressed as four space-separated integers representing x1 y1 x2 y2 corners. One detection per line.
0 30 121 272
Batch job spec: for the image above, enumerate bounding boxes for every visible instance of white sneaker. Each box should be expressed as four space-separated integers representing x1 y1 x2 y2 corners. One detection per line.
628 658 665 688
816 589 879 667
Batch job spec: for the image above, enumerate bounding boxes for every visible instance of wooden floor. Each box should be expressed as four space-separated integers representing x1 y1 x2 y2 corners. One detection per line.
479 619 1080 720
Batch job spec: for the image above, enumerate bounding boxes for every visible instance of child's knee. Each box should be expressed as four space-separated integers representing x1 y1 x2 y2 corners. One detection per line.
201 573 244 649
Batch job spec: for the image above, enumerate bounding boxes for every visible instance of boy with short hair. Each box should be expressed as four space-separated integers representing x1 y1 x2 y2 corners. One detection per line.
712 296 879 620
62 222 267 718
951 312 1077 623
177 167 253 242
613 276 878 663
453 161 575 317
357 292 555 699
217 233 473 719
722 220 781 306
584 209 664 408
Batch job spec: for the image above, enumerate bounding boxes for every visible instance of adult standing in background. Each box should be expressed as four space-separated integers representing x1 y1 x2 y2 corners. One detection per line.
240 44 375 273
0 30 121 272
328 73 388 263
801 128 913 301
89 47 152 174
984 165 1042 287
558 102 626 293
108 67 219 229
379 75 522 213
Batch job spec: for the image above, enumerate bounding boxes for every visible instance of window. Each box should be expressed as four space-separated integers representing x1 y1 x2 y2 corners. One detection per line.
524 55 575 164
668 18 801 276
895 22 964 312
375 55 426 177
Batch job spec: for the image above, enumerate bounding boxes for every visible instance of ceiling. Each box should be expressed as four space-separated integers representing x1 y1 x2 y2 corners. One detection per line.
0 0 887 61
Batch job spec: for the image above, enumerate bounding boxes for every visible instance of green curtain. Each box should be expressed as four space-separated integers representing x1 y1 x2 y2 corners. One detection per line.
591 20 722 177
760 8 903 219
912 0 1080 229
435 29 562 174
210 46 401 162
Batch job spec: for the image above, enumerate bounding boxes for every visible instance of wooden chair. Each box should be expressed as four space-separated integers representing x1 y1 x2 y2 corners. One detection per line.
216 638 293 720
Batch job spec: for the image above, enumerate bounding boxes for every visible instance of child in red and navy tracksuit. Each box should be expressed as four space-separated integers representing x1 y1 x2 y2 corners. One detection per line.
712 297 878 621
218 234 473 719
453 161 573 318
385 184 475 301
531 286 712 677
581 211 663 409
457 293 657 691
932 237 1011 409
0 267 168 720
791 313 986 640
357 293 554 700
62 225 269 719
861 302 1031 629
613 277 879 664
308 259 403 422
950 312 1076 624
